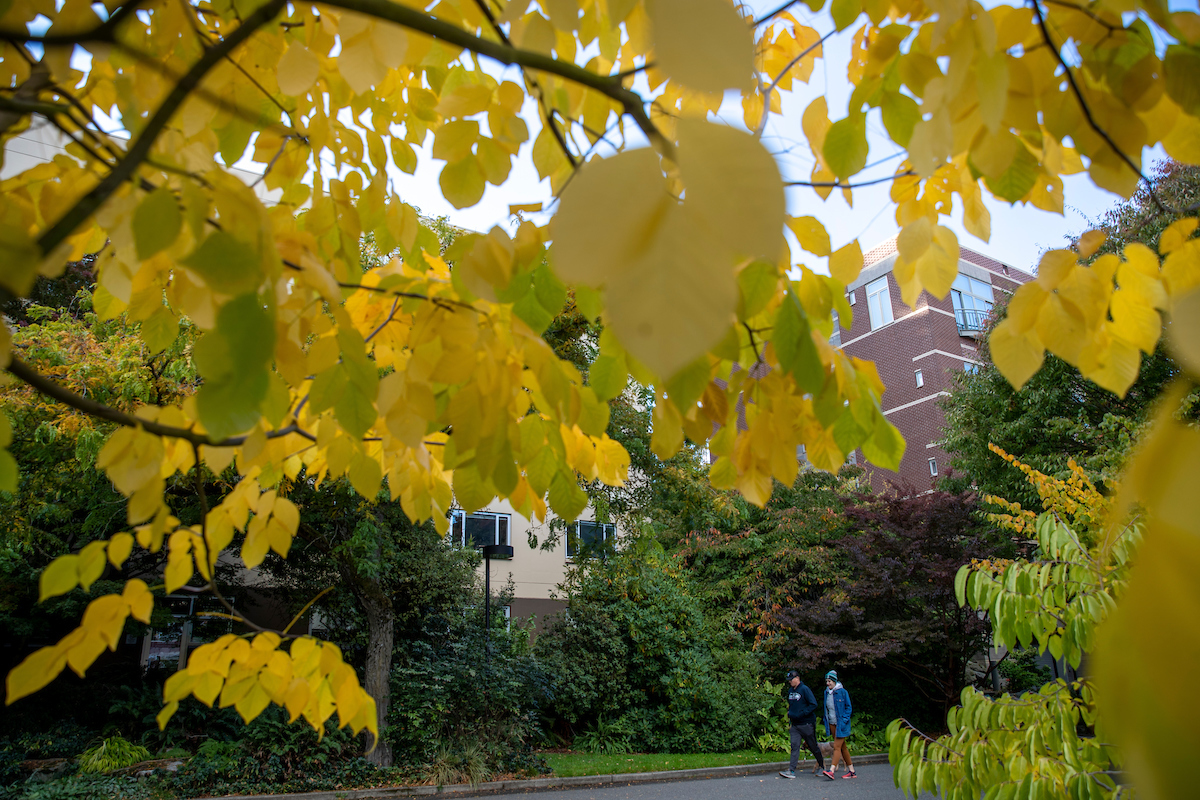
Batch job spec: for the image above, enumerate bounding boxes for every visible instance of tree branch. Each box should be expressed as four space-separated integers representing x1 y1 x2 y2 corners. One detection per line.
317 0 672 158
1028 0 1166 213
34 0 288 258
0 0 152 45
755 0 803 26
785 170 916 189
5 355 314 447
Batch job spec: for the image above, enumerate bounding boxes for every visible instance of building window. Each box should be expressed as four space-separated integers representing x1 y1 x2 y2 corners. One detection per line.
951 274 994 333
142 595 233 671
567 520 615 559
847 450 857 466
963 362 980 375
914 369 924 388
928 458 938 477
450 510 510 549
848 291 857 306
866 276 894 329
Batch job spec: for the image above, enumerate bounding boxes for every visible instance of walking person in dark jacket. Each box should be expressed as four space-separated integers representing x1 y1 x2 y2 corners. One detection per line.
823 670 856 779
778 670 830 780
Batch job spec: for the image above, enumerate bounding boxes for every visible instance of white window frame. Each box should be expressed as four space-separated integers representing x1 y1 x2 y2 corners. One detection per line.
450 510 511 549
866 276 894 329
566 520 616 560
929 458 938 477
914 369 924 388
951 274 994 331
848 291 857 306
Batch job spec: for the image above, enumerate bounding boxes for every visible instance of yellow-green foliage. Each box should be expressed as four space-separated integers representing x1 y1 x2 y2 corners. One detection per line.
982 443 1109 546
77 736 152 774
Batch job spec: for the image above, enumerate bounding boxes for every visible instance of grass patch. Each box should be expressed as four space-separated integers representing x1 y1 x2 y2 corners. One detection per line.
544 750 784 777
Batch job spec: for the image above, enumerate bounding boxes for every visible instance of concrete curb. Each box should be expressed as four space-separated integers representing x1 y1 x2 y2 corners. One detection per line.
206 753 891 800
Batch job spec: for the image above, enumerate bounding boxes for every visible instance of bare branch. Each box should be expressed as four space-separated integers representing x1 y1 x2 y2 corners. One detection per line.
785 170 916 189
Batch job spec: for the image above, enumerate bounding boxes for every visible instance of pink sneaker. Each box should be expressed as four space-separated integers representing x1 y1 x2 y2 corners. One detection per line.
841 770 858 779
821 770 835 780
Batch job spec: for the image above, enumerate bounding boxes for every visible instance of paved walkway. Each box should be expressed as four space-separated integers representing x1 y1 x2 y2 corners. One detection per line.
478 763 922 799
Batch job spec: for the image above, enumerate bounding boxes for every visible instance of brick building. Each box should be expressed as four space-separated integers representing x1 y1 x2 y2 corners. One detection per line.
834 236 1032 490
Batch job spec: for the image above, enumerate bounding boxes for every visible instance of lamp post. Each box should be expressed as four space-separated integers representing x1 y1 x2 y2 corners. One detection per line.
481 544 513 673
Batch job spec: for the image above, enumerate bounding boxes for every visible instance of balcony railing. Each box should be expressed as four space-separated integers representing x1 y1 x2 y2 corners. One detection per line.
955 308 990 334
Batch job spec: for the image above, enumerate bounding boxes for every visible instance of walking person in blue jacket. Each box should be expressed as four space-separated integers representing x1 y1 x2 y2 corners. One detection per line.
823 670 857 779
777 670 829 780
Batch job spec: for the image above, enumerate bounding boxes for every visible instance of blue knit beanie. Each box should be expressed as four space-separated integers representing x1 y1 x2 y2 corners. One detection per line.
825 670 838 682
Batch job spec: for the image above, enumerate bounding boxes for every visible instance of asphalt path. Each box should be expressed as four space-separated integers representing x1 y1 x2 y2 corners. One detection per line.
478 763 931 800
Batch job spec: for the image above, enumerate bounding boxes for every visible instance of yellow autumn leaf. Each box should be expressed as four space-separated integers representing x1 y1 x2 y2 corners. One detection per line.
787 216 831 257
829 241 863 285
39 554 80 602
107 532 134 568
1078 229 1107 259
675 118 785 264
551 148 668 287
277 42 320 96
439 157 486 209
1168 287 1200 378
990 317 1045 390
646 0 753 94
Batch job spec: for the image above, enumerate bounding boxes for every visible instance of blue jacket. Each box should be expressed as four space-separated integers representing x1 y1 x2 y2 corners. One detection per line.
823 684 852 738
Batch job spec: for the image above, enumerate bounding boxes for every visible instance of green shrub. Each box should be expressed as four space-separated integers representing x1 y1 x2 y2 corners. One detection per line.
999 648 1053 695
426 740 488 787
76 737 151 774
575 716 634 755
387 590 552 777
535 540 767 754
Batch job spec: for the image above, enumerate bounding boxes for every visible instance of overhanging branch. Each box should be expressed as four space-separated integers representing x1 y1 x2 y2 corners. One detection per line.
34 0 288 258
5 356 313 448
317 0 671 157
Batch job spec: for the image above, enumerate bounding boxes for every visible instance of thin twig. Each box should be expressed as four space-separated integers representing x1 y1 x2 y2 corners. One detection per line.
786 170 916 189
6 356 314 447
282 587 335 635
895 718 965 758
364 297 401 343
470 0 578 170
755 0 802 26
743 322 762 364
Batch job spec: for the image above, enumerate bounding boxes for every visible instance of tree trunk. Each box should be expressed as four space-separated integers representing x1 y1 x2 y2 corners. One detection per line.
360 585 395 767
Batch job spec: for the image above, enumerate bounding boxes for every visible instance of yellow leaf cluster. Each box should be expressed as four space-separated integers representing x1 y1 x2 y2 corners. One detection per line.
991 223 1196 396
38 533 135 601
159 634 377 742
6 581 153 705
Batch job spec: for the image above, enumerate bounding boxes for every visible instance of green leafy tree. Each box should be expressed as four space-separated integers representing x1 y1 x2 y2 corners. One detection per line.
534 536 763 753
889 458 1130 800
257 478 478 767
941 162 1200 506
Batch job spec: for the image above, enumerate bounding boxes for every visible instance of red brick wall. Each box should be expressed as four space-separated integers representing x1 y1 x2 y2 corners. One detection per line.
839 247 1032 491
